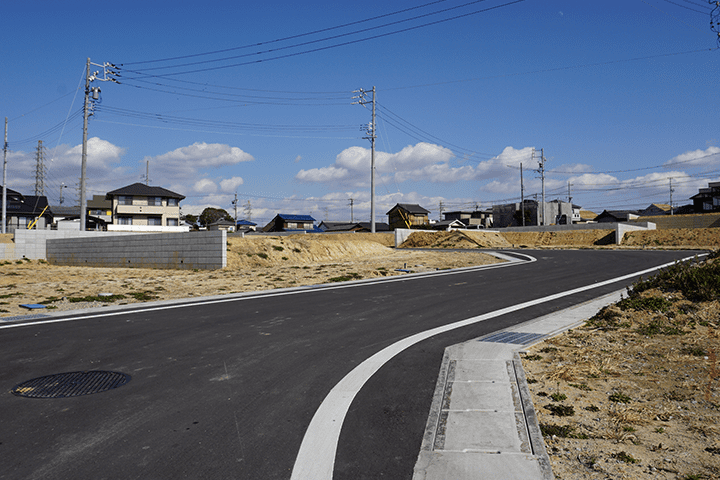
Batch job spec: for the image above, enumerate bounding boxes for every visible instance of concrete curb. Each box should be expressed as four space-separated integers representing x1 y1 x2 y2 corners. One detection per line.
413 289 627 480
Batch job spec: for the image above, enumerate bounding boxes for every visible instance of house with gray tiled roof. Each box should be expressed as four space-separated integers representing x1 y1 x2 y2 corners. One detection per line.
262 214 322 233
105 183 185 230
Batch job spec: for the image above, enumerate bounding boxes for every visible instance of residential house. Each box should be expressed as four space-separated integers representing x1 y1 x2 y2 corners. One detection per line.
639 203 672 216
262 214 322 233
105 183 185 229
386 203 430 230
0 187 53 232
579 210 598 222
236 219 257 233
594 210 640 223
87 195 113 224
318 221 390 232
432 219 466 231
691 181 720 213
208 219 236 232
492 199 575 228
443 209 493 228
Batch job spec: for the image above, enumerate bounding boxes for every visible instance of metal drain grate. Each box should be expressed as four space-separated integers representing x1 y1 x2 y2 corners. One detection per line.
480 331 547 345
11 371 131 399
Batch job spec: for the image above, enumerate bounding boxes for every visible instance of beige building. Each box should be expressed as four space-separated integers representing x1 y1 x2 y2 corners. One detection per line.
106 183 185 228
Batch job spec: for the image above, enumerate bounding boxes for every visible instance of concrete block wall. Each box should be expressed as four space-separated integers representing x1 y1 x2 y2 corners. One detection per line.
631 213 720 230
9 229 138 260
46 231 226 270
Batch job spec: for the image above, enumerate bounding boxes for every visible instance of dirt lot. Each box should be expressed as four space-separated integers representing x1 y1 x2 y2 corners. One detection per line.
0 232 502 318
2 227 719 479
522 257 720 480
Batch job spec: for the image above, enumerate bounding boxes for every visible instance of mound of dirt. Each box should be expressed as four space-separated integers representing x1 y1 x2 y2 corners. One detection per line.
500 230 616 247
623 228 720 248
226 233 395 268
400 230 512 249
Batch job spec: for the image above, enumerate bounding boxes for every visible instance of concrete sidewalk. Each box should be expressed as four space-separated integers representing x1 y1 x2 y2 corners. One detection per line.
413 289 626 480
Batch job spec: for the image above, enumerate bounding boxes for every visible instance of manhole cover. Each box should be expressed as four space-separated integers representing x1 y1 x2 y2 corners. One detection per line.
11 371 131 399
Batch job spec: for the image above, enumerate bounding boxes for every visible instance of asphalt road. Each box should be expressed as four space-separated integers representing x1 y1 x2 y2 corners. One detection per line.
0 249 699 479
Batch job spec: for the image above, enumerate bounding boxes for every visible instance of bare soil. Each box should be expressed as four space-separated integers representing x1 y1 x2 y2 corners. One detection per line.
522 290 720 479
0 233 502 318
2 228 719 479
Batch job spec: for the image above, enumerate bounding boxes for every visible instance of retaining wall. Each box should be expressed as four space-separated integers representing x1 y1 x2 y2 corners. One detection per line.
3 229 137 260
46 231 226 270
630 213 720 229
394 222 657 247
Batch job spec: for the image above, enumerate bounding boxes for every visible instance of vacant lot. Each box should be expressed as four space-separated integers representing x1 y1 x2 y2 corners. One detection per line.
0 232 501 318
523 255 720 479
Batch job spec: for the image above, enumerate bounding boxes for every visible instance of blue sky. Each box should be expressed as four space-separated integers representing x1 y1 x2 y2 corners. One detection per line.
2 0 719 225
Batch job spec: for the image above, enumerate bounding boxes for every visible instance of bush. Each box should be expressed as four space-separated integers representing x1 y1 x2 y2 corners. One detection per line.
630 254 720 302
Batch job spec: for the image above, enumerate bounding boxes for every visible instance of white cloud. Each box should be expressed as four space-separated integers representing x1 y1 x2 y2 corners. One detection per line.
65 137 126 168
220 176 244 192
296 165 350 183
294 155 302 163
193 178 217 193
664 146 720 168
146 142 254 177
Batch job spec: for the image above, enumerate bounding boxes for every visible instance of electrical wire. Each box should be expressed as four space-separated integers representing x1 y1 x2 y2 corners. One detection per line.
121 0 451 66
120 0 526 77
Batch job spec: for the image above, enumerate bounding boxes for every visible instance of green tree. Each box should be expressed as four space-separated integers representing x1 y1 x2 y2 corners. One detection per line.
199 207 233 227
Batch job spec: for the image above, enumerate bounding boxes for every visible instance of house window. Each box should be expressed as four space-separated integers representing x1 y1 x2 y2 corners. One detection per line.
714 197 720 207
166 218 178 226
148 217 162 226
148 197 163 206
117 216 133 225
167 198 178 206
119 196 133 206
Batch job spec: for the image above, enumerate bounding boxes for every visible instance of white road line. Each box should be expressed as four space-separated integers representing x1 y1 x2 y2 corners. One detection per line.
290 254 700 479
0 252 527 330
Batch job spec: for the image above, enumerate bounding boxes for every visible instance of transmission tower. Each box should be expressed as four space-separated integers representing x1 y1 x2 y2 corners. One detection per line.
34 140 46 196
244 200 252 222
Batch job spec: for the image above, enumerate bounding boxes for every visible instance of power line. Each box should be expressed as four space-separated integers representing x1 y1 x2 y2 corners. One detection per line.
121 0 451 66
119 0 526 77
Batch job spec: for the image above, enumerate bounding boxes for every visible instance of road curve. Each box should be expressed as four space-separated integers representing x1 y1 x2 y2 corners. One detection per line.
0 249 698 479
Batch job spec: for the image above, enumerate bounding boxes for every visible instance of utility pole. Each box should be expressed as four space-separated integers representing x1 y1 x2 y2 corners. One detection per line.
35 140 46 196
520 162 525 226
438 200 444 221
80 57 120 231
535 148 547 226
232 192 238 225
2 117 7 234
349 198 354 223
352 86 376 233
567 181 573 204
669 178 675 215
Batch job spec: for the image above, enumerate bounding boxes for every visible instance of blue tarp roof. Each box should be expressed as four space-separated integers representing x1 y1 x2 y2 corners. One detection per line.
278 214 316 222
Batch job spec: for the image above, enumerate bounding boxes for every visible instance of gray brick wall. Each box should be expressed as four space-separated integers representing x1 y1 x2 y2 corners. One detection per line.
46 231 226 270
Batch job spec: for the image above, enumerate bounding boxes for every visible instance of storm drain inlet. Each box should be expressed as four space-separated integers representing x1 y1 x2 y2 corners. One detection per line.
11 371 131 399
